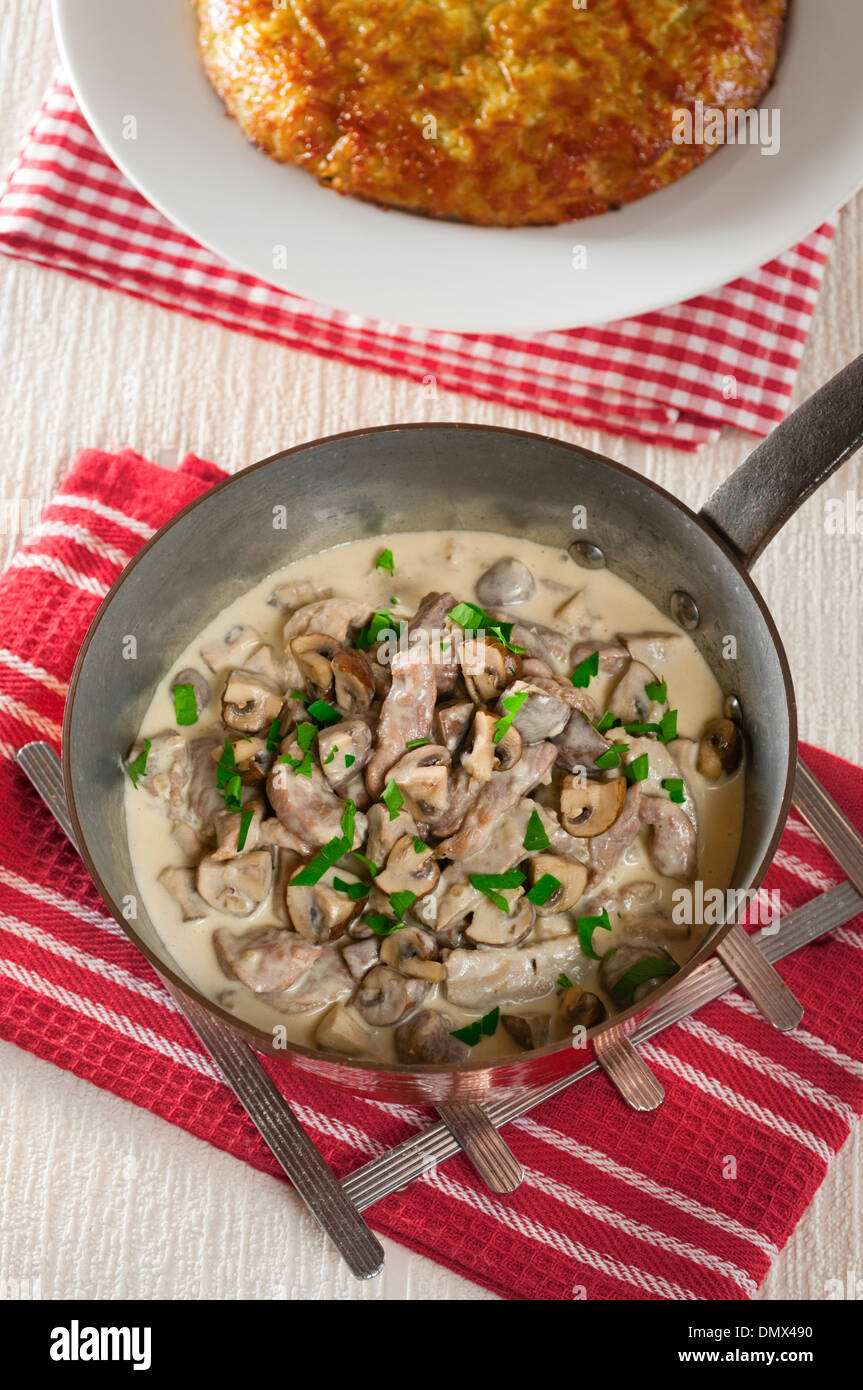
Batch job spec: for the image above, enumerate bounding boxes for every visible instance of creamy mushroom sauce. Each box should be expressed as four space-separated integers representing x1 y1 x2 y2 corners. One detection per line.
125 531 744 1066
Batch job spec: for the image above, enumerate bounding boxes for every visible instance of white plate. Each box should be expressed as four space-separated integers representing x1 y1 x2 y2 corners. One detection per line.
53 0 863 334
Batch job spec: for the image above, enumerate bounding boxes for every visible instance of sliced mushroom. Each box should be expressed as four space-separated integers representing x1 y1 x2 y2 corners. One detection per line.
200 624 263 673
222 669 283 734
332 647 375 712
607 660 662 723
225 735 275 784
365 802 420 871
317 718 373 789
214 926 321 993
465 892 535 947
290 632 340 698
171 667 211 718
697 717 743 780
461 637 516 704
315 1002 377 1057
196 849 273 916
354 964 428 1026
475 557 536 608
529 853 588 915
390 744 452 820
158 866 207 921
559 985 606 1029
501 1012 551 1050
560 775 626 837
287 866 364 944
380 925 443 982
394 1010 470 1064
461 710 497 781
374 834 440 900
434 699 475 754
494 722 523 772
505 680 570 742
342 937 380 981
598 941 677 1006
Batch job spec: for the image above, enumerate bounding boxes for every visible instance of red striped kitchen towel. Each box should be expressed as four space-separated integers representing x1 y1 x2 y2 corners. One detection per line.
0 448 862 1301
0 77 841 451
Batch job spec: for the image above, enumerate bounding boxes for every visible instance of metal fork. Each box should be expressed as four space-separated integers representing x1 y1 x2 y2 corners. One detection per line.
17 741 386 1281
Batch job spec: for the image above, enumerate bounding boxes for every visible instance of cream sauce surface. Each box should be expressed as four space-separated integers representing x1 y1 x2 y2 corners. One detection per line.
125 530 744 1063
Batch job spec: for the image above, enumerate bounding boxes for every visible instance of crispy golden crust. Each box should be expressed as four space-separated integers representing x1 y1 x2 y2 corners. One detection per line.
195 0 786 227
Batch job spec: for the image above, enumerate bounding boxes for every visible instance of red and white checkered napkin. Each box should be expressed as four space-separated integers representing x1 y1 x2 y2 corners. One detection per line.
0 449 862 1300
0 77 840 450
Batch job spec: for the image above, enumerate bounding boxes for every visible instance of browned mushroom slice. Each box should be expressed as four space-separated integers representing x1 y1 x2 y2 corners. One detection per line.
529 853 588 914
638 795 697 881
365 802 420 870
436 740 556 860
569 640 629 676
200 624 263 673
434 699 475 754
287 866 365 944
465 893 534 947
354 964 429 1026
317 718 373 790
560 775 626 837
222 669 284 734
394 1010 470 1064
389 744 452 820
494 722 523 772
365 648 438 798
408 591 460 692
607 659 663 723
171 666 211 718
476 558 536 608
502 1012 552 1050
212 799 265 860
289 632 340 698
267 749 366 853
264 947 353 1014
504 679 570 743
214 926 321 993
461 709 497 781
697 717 744 780
461 636 518 704
380 925 443 981
559 985 606 1029
315 1002 378 1057
226 735 275 785
375 834 440 899
331 647 375 712
158 866 208 921
342 937 380 982
196 849 273 915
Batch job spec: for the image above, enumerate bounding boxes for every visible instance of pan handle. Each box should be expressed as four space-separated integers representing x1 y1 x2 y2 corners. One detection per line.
699 353 863 569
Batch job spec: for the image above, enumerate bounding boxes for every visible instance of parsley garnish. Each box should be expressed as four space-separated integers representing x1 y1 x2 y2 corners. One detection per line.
413 837 428 853
570 650 599 688
625 753 650 783
469 869 525 913
223 773 243 813
659 709 678 743
451 1007 500 1047
447 601 526 655
126 739 151 789
557 972 573 989
594 711 619 736
595 743 628 770
172 683 198 727
609 954 678 1005
381 780 404 820
236 808 254 852
495 689 528 742
355 610 398 651
366 913 404 937
389 889 417 919
662 777 685 804
352 851 380 877
324 747 336 764
292 801 356 886
645 678 668 704
308 699 342 726
624 721 662 736
216 738 236 790
375 548 395 575
522 808 550 853
405 737 430 750
344 754 356 768
332 877 370 901
577 907 612 960
526 873 560 906
289 688 308 704
266 718 280 752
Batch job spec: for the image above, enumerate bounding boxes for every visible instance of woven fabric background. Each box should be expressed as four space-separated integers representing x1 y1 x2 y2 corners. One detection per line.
0 448 861 1300
0 76 840 451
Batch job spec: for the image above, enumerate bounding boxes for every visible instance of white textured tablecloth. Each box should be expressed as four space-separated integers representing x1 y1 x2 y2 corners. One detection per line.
0 3 860 1302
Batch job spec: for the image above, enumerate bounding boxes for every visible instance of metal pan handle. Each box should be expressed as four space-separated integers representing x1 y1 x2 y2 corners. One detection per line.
699 353 863 569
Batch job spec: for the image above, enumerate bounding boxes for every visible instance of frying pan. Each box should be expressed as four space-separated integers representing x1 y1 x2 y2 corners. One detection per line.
63 355 863 1104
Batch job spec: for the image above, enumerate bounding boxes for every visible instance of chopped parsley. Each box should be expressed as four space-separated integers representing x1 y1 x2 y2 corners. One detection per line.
265 718 281 752
344 754 356 768
577 907 612 961
375 548 395 575
405 737 430 750
355 610 399 651
659 709 678 743
570 650 599 688
389 889 417 919
447 601 526 655
609 953 678 1006
381 780 404 820
451 1007 500 1047
413 837 428 853
494 689 528 743
216 738 236 790
280 721 316 777
352 851 380 877
662 777 685 804
324 747 337 765
468 869 525 913
523 808 550 853
307 699 342 727
223 773 243 814
595 743 629 770
289 688 308 704
236 808 254 852
624 721 661 737
366 913 404 937
625 753 650 783
557 972 573 989
126 739 151 789
292 801 356 886
172 683 198 727
645 678 668 704
594 711 619 736
332 877 370 901
526 873 560 907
